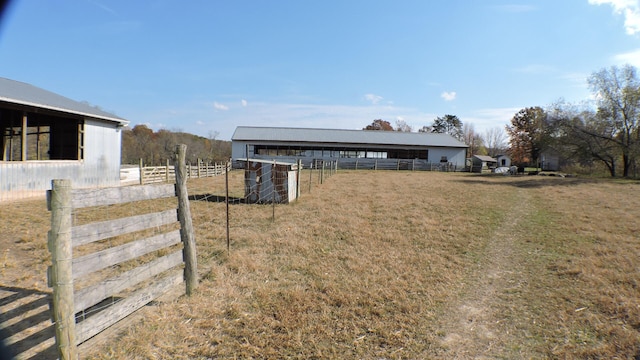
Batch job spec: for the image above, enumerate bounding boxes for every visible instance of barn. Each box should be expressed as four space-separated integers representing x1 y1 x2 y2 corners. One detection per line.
231 126 468 170
0 78 129 201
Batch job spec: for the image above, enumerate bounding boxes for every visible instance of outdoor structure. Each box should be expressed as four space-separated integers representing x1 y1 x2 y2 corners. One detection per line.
471 155 498 173
0 78 129 201
231 126 468 170
540 151 560 171
496 154 511 168
239 158 299 204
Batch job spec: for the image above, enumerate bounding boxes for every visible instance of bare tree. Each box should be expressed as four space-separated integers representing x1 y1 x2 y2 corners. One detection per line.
395 119 413 132
588 64 640 177
463 122 485 157
483 127 508 157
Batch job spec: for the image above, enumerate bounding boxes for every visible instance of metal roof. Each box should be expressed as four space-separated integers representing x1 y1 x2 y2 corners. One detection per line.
232 126 468 148
0 77 128 125
474 155 498 162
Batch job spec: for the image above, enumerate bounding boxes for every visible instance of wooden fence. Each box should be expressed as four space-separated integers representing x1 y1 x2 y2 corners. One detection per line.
46 145 197 360
134 160 229 185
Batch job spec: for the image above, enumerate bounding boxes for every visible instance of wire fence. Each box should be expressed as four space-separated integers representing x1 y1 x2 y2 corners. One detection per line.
1 154 342 358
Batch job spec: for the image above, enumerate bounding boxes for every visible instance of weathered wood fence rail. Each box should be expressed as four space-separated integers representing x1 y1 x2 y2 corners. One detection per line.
47 145 197 360
130 160 230 185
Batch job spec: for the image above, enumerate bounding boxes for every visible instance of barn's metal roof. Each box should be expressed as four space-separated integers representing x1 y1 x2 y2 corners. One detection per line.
232 126 468 148
0 77 128 125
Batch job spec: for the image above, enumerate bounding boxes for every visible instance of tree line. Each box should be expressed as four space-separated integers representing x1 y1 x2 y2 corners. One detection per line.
364 64 640 177
121 125 231 165
363 116 509 159
507 65 640 177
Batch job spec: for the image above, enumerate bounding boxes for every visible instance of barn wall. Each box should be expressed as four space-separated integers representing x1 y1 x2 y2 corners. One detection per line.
427 148 466 168
232 141 467 169
0 119 123 201
82 119 122 187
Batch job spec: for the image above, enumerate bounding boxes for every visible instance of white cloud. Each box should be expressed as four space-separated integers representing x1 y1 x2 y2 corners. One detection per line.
613 48 640 66
589 0 640 35
241 99 248 107
364 93 383 104
441 91 457 101
213 101 229 111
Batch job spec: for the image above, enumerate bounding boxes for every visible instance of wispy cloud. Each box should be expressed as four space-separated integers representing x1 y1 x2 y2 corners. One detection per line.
513 64 556 74
364 93 383 104
463 107 522 131
213 101 229 111
441 91 457 101
589 0 640 35
241 99 248 107
613 48 640 66
88 0 118 16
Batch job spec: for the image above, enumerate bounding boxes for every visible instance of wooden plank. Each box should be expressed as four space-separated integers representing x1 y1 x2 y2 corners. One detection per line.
75 272 183 345
74 251 183 313
70 184 175 209
72 209 178 247
72 230 181 280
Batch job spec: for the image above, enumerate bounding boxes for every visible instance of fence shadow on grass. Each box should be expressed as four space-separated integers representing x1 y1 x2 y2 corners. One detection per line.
0 286 56 360
189 193 245 204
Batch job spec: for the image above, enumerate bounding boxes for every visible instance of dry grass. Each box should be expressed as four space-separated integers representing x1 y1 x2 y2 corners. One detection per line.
1 171 639 358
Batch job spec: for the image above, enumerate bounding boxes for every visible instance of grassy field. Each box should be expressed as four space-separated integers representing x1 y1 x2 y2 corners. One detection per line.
1 170 639 359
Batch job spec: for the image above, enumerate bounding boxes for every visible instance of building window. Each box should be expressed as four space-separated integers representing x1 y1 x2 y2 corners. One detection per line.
1 108 83 161
440 156 448 163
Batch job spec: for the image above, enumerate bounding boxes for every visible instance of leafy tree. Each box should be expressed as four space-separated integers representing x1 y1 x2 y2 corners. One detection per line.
588 64 640 177
506 107 549 167
417 125 432 133
430 114 463 141
551 107 620 177
363 119 394 131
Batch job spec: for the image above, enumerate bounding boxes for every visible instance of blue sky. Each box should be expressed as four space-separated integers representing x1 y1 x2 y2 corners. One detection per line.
1 0 639 140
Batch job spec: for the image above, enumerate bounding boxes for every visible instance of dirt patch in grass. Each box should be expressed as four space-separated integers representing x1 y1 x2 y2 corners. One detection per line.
2 171 639 359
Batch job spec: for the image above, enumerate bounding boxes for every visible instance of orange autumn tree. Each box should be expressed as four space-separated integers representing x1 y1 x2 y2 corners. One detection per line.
506 106 550 167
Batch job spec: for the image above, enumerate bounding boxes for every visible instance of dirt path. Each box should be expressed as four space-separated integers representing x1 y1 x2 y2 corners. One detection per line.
433 188 537 358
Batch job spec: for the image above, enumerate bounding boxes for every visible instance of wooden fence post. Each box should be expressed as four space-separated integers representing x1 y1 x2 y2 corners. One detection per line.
48 179 78 360
139 158 143 185
165 159 170 183
296 159 301 200
174 145 198 295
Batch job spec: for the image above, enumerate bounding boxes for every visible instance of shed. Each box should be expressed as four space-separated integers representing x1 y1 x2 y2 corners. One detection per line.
495 154 511 168
471 155 497 173
0 78 129 201
239 159 299 204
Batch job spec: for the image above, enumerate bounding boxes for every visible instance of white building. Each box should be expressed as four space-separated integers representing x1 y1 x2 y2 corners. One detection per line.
231 126 468 170
0 78 129 201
